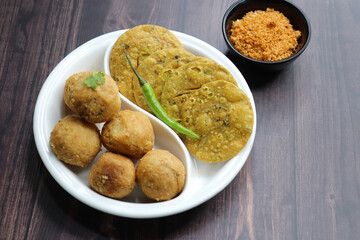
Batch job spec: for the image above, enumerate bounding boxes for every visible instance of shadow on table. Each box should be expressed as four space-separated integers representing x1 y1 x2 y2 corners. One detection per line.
38 160 252 239
38 169 211 239
224 51 283 89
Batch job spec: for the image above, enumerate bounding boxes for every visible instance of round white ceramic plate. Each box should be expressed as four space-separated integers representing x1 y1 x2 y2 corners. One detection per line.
33 29 256 219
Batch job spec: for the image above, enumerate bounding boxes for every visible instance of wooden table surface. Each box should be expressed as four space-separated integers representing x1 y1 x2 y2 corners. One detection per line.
1 0 359 239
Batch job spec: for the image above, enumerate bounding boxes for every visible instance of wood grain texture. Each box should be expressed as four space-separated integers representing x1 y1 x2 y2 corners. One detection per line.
0 0 359 239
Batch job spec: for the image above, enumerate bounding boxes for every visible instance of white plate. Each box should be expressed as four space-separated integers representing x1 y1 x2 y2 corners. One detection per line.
33 30 257 218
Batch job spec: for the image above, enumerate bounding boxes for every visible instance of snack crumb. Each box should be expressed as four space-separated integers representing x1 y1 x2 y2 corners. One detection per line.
229 8 301 61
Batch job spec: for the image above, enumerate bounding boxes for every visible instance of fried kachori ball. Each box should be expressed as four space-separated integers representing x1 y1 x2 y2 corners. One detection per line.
50 115 101 167
64 71 121 123
88 152 135 199
136 149 186 201
101 110 154 159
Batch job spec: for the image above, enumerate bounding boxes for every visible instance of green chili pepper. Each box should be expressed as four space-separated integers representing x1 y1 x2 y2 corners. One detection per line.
123 44 200 139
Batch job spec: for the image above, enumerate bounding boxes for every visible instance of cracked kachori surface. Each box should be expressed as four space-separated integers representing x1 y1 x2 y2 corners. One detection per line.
50 115 101 167
88 152 135 199
136 149 186 201
64 71 121 123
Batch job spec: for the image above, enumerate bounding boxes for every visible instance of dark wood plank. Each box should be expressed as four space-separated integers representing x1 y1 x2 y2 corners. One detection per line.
0 0 82 239
292 1 360 239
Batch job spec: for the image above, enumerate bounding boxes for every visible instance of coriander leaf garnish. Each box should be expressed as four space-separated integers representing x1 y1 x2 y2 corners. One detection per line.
84 71 105 90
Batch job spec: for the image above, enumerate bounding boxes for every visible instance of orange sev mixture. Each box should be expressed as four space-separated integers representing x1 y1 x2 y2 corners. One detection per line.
229 8 301 61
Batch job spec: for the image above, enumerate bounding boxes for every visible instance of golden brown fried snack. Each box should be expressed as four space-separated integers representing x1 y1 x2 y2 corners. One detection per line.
181 80 254 162
64 71 121 123
132 48 196 112
89 152 135 199
110 25 184 103
136 149 186 201
160 57 238 121
101 110 154 159
50 115 101 167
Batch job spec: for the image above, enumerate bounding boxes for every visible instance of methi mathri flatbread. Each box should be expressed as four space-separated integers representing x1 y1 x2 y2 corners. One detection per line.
160 57 238 121
109 25 184 103
132 48 196 112
180 80 254 163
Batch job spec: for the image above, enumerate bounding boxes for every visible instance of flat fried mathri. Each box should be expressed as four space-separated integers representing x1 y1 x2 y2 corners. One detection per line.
181 80 254 163
109 25 184 103
133 48 196 112
160 57 238 121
